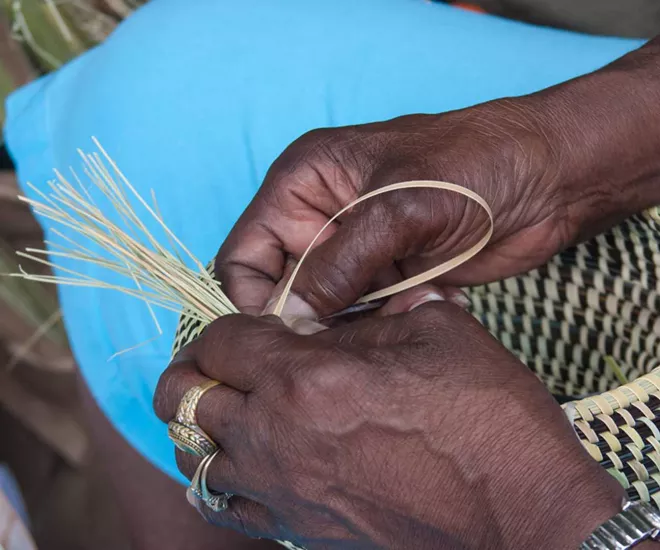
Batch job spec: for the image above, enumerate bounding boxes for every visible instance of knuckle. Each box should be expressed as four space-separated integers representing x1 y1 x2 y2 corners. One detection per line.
406 303 453 335
153 368 179 421
287 354 355 407
376 186 438 228
273 127 338 174
302 254 366 313
200 315 265 361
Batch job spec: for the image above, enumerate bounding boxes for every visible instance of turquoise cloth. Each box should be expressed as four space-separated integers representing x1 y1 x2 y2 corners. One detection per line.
0 465 28 527
4 0 643 482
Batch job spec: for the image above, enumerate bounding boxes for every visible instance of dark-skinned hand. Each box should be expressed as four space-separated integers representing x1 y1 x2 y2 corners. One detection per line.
215 38 660 320
154 286 624 550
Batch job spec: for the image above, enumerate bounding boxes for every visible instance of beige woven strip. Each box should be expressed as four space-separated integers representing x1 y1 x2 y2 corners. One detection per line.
582 441 602 461
629 459 649 481
596 413 619 434
647 451 660 473
601 431 622 453
631 401 655 419
649 437 660 456
640 416 660 440
273 180 493 317
618 408 636 427
567 369 660 420
632 480 650 502
608 452 624 471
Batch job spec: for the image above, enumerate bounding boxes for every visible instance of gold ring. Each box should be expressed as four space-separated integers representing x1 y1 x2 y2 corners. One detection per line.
187 449 232 512
168 380 220 457
168 421 217 457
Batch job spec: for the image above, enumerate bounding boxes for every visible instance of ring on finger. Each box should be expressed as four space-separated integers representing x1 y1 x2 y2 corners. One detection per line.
187 449 233 512
168 380 220 457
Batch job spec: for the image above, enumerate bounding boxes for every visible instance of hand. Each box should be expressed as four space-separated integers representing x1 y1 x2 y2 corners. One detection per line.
215 38 660 319
216 100 565 319
154 296 624 549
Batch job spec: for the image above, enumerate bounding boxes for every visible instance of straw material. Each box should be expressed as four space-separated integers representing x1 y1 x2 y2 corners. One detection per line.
469 210 660 506
0 1 145 125
12 139 238 335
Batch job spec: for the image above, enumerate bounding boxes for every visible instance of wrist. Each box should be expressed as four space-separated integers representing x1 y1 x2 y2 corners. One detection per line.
638 542 660 549
525 37 660 242
500 454 626 550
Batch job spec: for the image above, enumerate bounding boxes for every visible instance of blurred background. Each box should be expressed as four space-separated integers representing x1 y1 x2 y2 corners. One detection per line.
0 3 143 548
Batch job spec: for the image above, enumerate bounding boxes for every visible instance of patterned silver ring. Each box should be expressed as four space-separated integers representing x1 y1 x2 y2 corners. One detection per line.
187 449 232 513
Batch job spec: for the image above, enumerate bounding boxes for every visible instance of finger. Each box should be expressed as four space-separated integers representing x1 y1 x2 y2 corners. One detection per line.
215 160 344 316
195 314 300 392
375 283 470 316
284 186 450 317
313 309 416 349
369 263 404 293
322 284 468 328
264 263 329 334
317 298 464 348
153 351 244 426
194 495 281 540
177 446 256 501
153 349 208 422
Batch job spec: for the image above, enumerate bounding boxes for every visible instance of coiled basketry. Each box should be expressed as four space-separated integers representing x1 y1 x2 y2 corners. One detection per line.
174 209 660 513
471 209 660 506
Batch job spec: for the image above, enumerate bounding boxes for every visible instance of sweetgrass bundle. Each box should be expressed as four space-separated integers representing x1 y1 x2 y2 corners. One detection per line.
11 139 237 339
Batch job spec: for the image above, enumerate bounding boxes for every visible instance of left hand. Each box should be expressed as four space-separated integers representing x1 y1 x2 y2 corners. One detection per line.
154 295 623 550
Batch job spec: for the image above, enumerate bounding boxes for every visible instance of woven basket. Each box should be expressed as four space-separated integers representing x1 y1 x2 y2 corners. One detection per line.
173 209 660 546
471 209 660 506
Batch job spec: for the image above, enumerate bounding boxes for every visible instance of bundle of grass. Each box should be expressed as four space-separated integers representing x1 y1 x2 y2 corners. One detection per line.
11 139 238 340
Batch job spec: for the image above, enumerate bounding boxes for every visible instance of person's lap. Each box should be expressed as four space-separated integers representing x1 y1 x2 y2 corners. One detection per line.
77 376 276 549
3 0 643 546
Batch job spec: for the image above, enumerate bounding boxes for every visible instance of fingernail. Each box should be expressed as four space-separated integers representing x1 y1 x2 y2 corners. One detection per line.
408 291 445 312
286 317 328 335
448 292 471 309
262 292 318 320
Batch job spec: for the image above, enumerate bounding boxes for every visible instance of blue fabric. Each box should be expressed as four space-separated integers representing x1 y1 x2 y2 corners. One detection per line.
4 0 643 482
0 465 29 527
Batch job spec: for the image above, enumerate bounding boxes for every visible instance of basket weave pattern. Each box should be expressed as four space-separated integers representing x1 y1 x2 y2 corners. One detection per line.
173 211 660 544
471 210 660 506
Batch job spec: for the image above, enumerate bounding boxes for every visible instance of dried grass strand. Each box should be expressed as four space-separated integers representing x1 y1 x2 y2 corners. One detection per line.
12 140 238 331
274 180 494 316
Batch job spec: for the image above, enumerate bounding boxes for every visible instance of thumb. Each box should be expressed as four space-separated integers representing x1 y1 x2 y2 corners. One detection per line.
276 187 442 317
